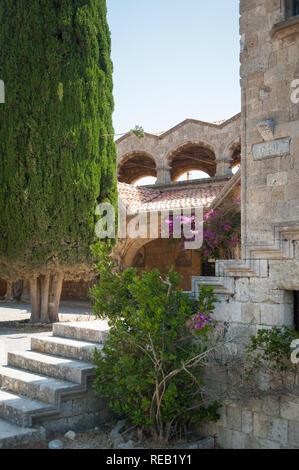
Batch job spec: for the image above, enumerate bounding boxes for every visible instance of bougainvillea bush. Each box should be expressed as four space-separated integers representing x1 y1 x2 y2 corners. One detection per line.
164 197 241 262
91 246 220 443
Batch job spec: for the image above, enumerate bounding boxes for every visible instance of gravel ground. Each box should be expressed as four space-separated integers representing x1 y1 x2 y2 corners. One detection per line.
22 421 210 450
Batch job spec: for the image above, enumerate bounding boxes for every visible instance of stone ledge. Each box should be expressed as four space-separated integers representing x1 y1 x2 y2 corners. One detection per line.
191 276 235 295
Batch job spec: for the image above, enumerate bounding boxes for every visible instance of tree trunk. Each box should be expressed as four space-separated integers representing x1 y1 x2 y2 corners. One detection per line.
29 273 64 323
40 274 51 323
48 273 64 323
5 281 13 301
29 277 41 323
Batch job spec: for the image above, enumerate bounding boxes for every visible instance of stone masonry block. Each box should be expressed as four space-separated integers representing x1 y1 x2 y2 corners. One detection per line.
213 302 242 323
231 430 247 449
234 278 250 302
242 304 261 324
215 427 233 449
268 418 288 445
242 409 253 434
227 405 242 431
253 413 269 439
261 397 280 417
280 395 299 422
260 304 293 326
289 421 299 448
249 278 270 303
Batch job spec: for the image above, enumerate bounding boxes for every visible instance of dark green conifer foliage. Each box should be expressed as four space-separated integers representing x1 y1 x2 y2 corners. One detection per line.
0 0 117 322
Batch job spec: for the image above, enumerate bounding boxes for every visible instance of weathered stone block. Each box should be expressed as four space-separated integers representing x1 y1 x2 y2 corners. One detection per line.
249 278 270 303
215 427 233 449
280 395 299 422
253 413 269 439
261 397 280 417
227 405 242 431
231 430 247 449
289 421 299 448
213 302 242 323
268 418 288 445
235 278 250 302
260 304 293 326
242 304 261 324
242 409 253 434
267 172 288 187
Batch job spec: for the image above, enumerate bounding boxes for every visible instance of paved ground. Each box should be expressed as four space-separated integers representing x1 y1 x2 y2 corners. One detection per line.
0 301 96 366
0 300 94 322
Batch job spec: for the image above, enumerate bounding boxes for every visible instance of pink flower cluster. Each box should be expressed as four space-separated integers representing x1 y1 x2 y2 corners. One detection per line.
163 197 241 260
187 312 217 331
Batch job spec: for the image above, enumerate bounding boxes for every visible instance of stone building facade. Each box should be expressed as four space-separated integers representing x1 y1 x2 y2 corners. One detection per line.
116 114 241 184
197 0 299 449
0 0 298 449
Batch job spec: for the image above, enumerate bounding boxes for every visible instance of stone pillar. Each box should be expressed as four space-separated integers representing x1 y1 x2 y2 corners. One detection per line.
215 156 233 177
156 166 172 184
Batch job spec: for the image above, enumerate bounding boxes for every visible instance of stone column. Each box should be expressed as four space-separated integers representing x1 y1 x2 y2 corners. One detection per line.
156 166 172 184
215 156 233 177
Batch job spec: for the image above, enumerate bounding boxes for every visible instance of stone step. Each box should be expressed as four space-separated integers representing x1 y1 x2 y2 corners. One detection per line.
52 320 109 344
7 351 94 385
0 365 80 405
31 333 103 362
0 417 46 449
0 389 56 427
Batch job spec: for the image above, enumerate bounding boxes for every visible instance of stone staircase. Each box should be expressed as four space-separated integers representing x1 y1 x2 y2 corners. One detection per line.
217 221 299 278
0 320 110 448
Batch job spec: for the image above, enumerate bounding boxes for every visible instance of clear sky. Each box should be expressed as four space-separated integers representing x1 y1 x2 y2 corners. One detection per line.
106 0 241 136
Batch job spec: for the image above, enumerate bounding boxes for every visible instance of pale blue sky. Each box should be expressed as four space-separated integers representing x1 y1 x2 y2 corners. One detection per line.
106 0 241 135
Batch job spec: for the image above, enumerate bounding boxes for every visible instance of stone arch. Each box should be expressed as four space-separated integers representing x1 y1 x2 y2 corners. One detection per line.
224 136 241 163
122 237 202 291
165 141 217 180
122 238 156 267
117 151 158 185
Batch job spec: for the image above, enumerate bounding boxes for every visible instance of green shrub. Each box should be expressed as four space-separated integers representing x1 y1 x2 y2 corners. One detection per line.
244 326 299 383
91 246 220 442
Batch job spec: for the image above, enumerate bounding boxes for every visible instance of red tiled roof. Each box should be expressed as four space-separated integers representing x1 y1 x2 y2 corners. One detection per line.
117 182 160 212
118 182 224 212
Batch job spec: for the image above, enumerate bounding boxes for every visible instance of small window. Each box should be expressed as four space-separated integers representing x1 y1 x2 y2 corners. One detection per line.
286 0 299 18
294 292 299 333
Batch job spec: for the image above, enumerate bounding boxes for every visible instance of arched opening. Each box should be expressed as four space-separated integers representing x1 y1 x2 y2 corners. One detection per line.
118 153 157 185
176 170 210 182
231 141 241 174
134 176 157 186
168 143 216 182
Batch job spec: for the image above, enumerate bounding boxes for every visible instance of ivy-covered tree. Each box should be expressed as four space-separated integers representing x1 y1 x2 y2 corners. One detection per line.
0 0 117 322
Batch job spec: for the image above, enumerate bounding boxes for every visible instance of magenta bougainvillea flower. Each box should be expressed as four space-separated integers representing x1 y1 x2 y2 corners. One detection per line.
163 198 241 261
187 312 217 332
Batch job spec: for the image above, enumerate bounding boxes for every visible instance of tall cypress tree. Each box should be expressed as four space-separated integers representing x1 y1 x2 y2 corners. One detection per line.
0 0 117 322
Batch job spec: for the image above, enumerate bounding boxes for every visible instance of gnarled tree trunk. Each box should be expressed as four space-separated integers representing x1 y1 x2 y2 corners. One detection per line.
4 281 14 301
29 273 64 323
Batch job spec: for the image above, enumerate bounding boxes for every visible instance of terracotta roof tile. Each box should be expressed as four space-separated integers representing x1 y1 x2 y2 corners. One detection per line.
118 182 160 212
118 182 224 212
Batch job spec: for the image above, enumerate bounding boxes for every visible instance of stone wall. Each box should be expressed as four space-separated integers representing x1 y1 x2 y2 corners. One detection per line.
116 115 241 183
199 0 299 449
